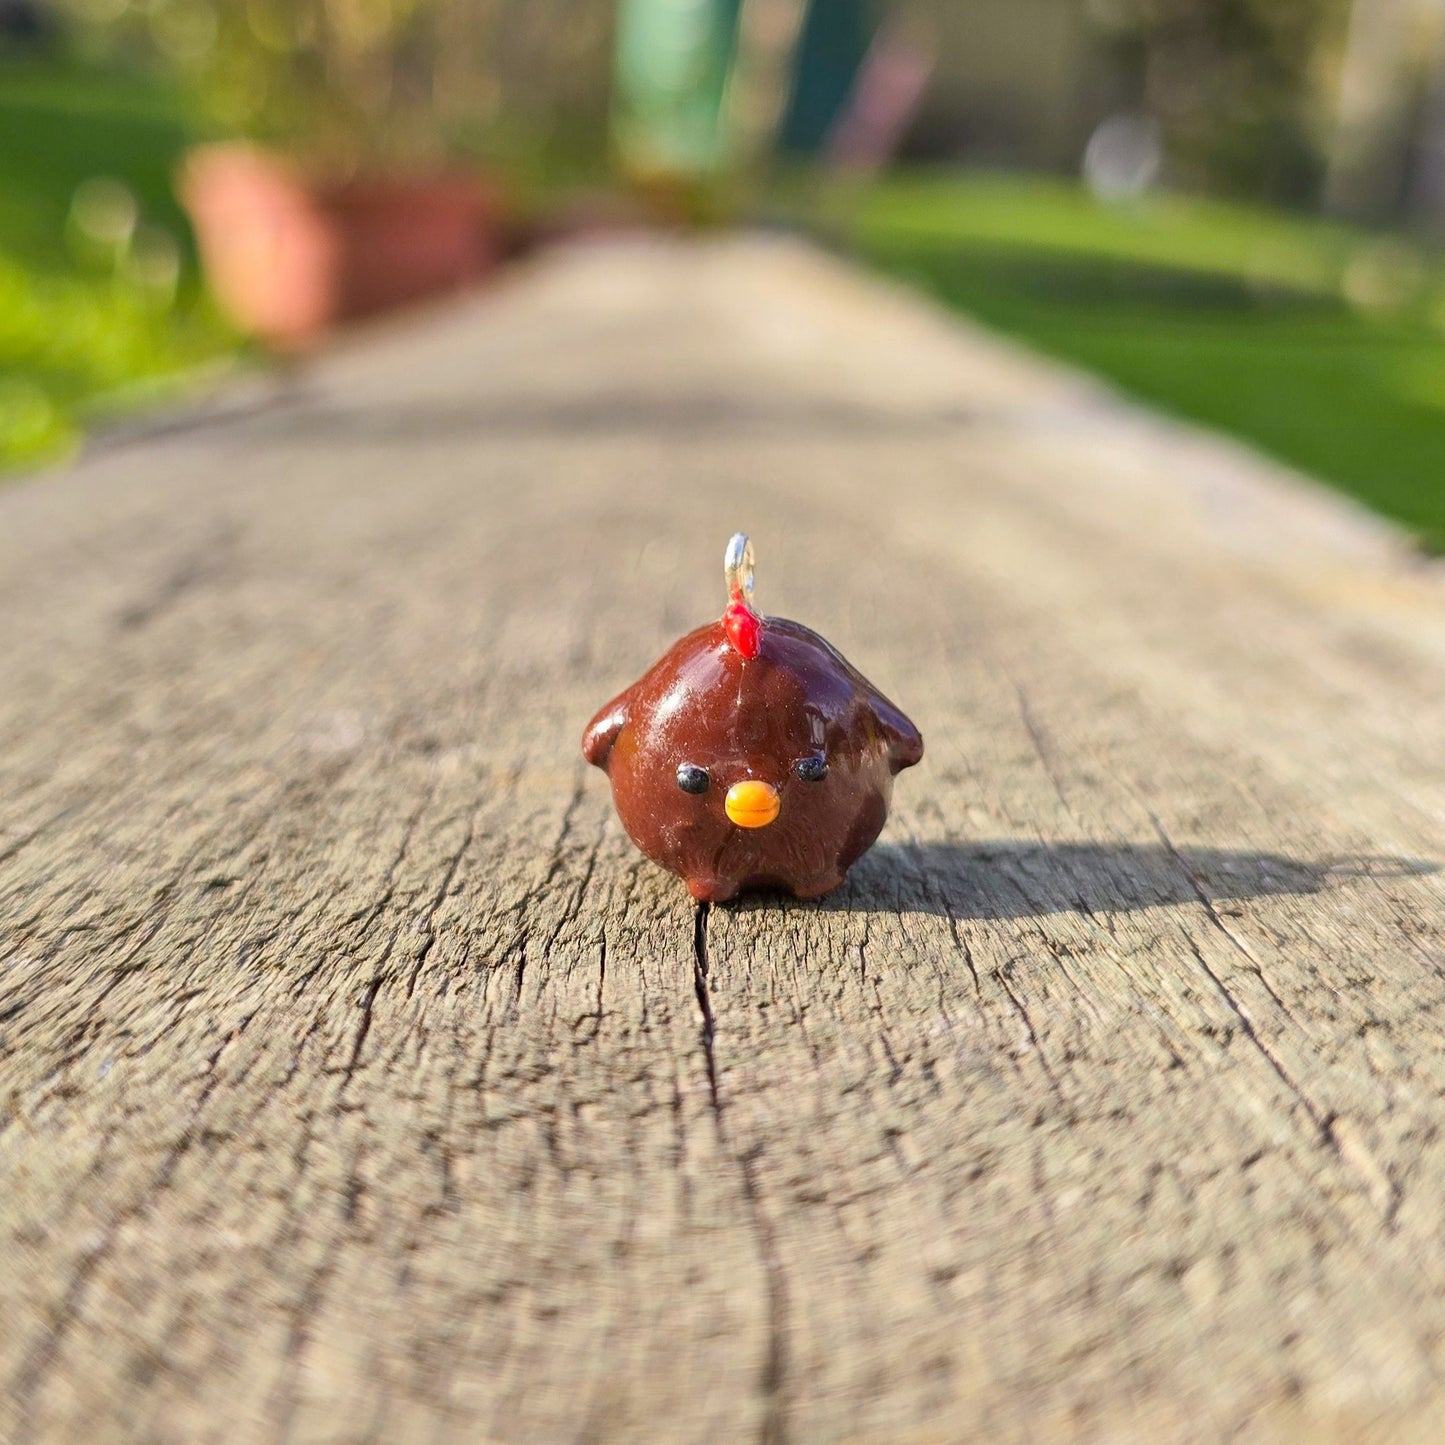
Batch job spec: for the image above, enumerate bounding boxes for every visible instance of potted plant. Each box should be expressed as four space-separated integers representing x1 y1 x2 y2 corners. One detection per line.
179 145 503 350
154 0 509 347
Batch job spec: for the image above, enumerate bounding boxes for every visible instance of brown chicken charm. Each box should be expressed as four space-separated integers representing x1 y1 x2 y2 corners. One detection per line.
582 534 923 902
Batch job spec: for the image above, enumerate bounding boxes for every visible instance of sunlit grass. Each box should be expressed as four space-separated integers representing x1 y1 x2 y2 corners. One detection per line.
847 171 1445 551
0 60 237 472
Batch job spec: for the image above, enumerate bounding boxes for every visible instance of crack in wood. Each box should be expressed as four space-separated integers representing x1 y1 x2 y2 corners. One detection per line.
1148 809 1298 1021
691 904 719 1114
691 903 791 1441
404 811 476 1000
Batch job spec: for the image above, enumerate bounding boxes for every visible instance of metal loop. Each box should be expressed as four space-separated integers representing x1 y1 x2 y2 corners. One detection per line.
724 532 755 609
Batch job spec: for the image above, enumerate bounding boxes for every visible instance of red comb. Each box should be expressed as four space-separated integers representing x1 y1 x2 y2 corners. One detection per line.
723 594 762 659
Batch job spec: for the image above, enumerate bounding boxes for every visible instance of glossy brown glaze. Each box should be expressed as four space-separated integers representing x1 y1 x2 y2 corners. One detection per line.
583 615 923 902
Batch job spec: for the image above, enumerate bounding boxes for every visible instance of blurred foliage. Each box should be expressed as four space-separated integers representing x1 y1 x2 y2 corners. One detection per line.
0 0 625 473
1088 0 1352 201
0 0 625 472
847 170 1445 551
52 0 616 172
0 61 236 472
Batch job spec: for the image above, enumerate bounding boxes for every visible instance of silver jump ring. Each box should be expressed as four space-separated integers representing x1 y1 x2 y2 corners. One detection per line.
724 532 755 609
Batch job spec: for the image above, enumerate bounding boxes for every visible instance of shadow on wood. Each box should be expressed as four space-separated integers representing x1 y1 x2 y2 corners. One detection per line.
783 841 1440 920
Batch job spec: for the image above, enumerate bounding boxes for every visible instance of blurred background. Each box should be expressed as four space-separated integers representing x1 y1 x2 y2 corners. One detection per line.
2 0 1443 549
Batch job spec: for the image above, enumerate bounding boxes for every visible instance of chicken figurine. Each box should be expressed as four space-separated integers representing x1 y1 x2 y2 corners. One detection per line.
582 534 923 902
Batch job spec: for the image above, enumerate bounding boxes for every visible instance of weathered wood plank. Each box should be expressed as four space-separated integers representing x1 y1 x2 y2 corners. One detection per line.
2 239 1443 1442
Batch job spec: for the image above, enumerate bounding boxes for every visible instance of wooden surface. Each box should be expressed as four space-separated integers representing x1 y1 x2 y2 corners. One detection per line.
2 238 1444 1444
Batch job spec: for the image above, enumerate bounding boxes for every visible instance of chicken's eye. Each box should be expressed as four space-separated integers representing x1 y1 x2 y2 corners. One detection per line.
794 755 828 783
677 763 710 795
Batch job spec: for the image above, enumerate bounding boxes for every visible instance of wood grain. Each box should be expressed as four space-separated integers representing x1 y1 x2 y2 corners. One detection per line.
2 238 1443 1443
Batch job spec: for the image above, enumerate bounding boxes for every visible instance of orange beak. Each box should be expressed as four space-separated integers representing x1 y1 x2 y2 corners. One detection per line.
724 779 780 829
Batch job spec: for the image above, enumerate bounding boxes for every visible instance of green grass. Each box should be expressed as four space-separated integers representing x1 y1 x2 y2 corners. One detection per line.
845 172 1445 551
0 60 238 470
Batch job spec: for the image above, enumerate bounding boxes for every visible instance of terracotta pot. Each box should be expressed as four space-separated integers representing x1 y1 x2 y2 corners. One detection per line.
179 144 504 349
